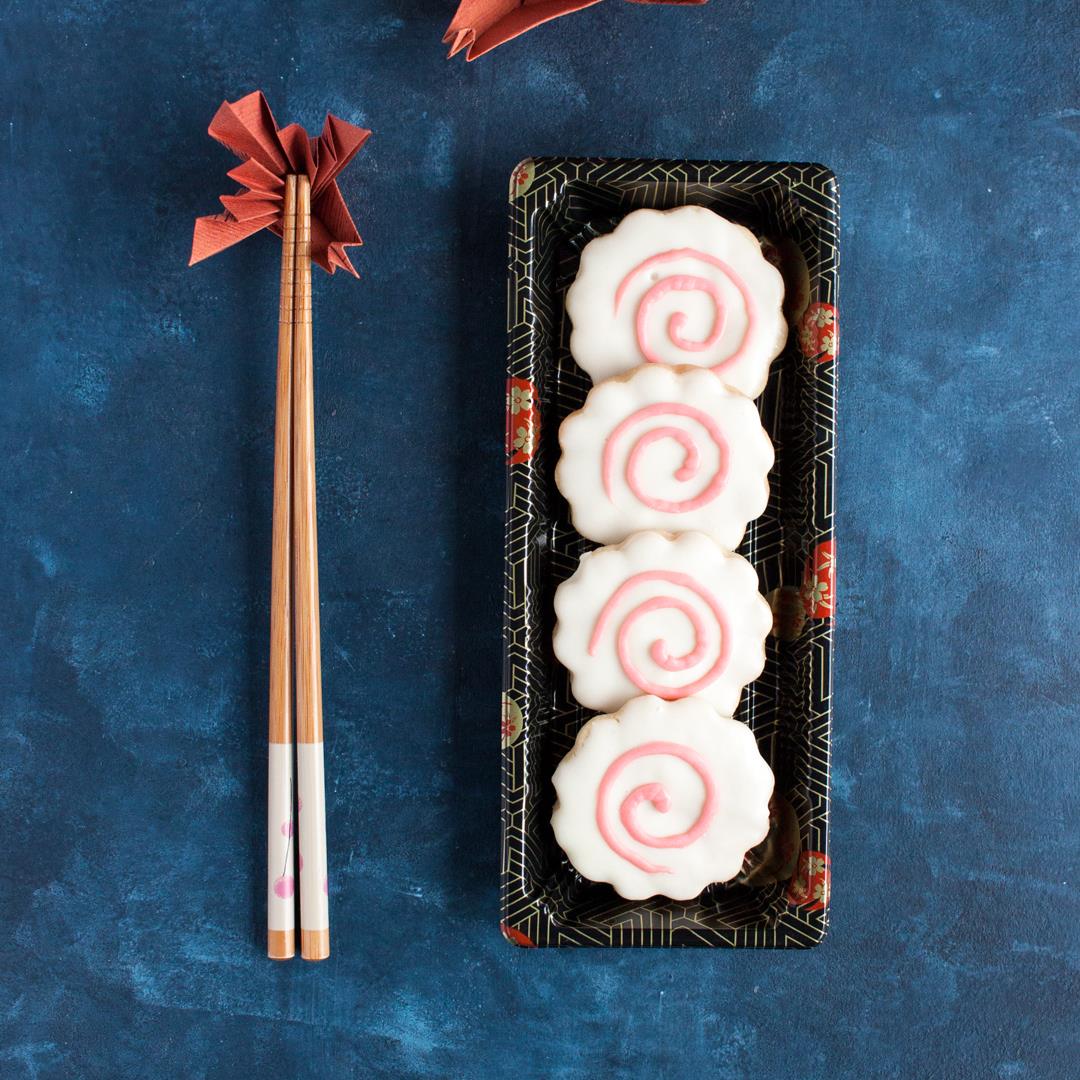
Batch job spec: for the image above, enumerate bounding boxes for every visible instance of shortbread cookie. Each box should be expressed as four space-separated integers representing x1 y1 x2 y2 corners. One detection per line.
551 695 774 900
566 206 786 397
553 531 771 715
556 364 773 548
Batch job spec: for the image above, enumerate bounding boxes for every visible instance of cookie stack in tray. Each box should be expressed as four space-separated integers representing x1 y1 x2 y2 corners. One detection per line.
549 206 786 901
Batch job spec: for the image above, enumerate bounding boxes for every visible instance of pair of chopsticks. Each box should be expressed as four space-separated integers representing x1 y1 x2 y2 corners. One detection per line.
190 91 369 961
267 174 329 961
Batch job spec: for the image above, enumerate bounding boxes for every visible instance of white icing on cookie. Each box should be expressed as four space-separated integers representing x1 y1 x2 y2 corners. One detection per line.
551 695 775 900
556 364 774 548
553 531 771 715
566 206 787 397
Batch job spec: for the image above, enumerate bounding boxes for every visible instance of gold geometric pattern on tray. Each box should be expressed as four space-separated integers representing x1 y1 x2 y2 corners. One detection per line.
502 158 838 947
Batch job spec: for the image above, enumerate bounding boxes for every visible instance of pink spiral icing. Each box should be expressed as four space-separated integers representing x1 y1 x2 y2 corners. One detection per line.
614 249 757 369
602 402 729 513
596 741 718 873
588 571 731 698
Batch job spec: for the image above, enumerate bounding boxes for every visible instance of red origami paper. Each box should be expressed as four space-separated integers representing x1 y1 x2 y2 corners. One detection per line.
190 91 371 275
445 0 707 60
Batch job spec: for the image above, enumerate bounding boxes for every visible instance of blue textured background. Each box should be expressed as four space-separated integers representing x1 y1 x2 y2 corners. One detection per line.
2 1 1078 1076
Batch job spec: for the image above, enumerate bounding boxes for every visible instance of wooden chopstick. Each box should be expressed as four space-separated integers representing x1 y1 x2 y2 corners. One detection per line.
292 174 330 961
267 174 298 960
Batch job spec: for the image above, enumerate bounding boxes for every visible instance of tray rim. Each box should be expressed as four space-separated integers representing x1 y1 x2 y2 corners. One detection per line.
501 156 838 948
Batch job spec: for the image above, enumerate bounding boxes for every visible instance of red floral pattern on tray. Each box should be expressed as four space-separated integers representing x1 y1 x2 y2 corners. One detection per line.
506 378 540 465
501 694 523 748
500 921 536 948
510 159 535 199
798 302 838 362
786 850 830 911
802 539 835 618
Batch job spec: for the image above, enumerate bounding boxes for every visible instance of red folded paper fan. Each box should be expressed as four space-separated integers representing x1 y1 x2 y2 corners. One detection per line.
445 0 707 61
190 91 371 275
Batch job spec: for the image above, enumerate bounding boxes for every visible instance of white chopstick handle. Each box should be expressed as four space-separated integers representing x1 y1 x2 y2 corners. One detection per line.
267 742 296 958
298 741 329 959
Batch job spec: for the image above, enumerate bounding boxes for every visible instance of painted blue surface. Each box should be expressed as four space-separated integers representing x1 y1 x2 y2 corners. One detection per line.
1 1 1078 1076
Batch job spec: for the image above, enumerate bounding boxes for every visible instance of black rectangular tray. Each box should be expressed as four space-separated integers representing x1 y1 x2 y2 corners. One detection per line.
501 158 838 947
